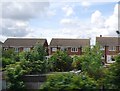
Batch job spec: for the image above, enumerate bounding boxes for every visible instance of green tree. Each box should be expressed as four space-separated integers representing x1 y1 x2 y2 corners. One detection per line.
2 49 18 68
104 54 120 89
40 72 99 90
18 45 48 74
81 44 104 80
5 62 27 90
48 51 73 72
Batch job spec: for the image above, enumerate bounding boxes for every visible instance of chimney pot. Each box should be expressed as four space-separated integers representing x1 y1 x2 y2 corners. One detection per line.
100 35 102 37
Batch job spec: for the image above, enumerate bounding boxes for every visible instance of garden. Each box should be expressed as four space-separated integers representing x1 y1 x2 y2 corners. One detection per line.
1 44 120 90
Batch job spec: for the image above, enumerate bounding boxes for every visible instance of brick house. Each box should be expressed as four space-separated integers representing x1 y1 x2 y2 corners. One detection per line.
3 38 48 53
49 38 90 56
96 35 120 63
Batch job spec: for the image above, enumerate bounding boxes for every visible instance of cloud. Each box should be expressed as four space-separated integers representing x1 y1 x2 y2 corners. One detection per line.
2 2 49 20
2 19 32 37
60 18 79 27
91 10 105 28
105 4 118 29
62 5 74 16
1 2 50 40
81 1 91 8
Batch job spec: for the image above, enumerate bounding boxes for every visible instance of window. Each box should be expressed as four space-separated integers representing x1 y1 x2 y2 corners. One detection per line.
100 46 105 50
71 47 78 52
23 48 30 52
107 55 115 63
52 48 57 52
109 46 116 51
14 48 19 52
60 47 67 51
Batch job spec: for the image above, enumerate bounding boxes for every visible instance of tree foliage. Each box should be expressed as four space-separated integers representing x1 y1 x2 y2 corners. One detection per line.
40 72 99 90
5 45 48 90
48 51 73 72
104 54 120 89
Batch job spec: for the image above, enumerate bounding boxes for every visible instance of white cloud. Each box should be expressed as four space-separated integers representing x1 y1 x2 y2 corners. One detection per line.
105 4 118 30
81 1 91 8
2 2 49 20
1 2 50 39
62 5 74 16
60 18 77 25
91 10 105 28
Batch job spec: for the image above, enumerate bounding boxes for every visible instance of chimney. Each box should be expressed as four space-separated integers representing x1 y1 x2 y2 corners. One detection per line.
100 35 102 37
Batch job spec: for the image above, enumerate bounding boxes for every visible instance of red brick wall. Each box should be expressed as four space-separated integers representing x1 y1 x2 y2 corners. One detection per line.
50 47 82 55
103 46 119 63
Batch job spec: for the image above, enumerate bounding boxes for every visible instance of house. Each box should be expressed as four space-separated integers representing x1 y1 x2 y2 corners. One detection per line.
0 41 3 47
3 38 48 53
96 35 120 63
49 38 90 56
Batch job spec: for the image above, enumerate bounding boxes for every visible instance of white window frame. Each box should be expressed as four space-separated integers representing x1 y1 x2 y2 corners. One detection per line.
23 48 30 52
52 48 57 52
109 46 116 51
71 47 78 52
107 55 115 63
14 47 19 52
100 46 105 50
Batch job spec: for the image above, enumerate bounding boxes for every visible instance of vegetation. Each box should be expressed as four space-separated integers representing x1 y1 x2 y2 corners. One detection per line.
48 51 73 72
4 45 48 90
2 44 120 90
40 72 99 90
104 54 120 89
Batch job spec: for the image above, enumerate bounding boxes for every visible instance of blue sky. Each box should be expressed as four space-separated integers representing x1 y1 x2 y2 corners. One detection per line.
1 1 119 44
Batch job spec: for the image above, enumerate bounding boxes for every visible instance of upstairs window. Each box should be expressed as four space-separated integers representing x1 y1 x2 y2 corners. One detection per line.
71 47 78 52
109 46 116 51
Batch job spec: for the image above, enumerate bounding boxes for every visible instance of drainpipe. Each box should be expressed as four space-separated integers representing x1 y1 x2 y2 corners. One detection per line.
116 30 120 53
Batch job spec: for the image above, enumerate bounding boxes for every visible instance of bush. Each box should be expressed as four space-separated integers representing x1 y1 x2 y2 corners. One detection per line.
104 54 120 89
5 62 27 90
2 57 15 68
40 72 99 90
72 55 83 70
48 51 73 72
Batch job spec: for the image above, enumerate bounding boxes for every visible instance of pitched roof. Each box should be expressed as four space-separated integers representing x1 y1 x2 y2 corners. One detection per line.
3 38 47 47
96 37 119 46
50 38 90 47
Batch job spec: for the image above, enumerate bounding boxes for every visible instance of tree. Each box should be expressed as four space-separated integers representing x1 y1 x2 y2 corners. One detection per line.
104 54 120 89
18 45 48 74
81 44 104 80
5 62 26 90
48 51 73 72
40 72 99 90
2 49 18 68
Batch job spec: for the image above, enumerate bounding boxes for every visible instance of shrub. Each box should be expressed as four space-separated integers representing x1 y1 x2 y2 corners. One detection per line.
5 62 27 90
40 72 99 90
48 51 73 72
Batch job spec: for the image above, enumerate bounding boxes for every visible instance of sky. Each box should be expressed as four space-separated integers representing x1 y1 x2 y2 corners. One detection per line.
0 0 119 45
